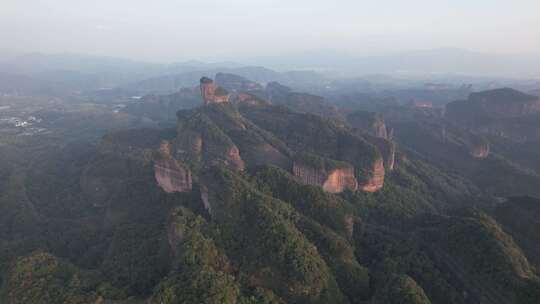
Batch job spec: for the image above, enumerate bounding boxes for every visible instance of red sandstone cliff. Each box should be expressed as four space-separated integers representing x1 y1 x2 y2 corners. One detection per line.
292 161 358 193
200 77 230 105
322 168 358 193
154 141 193 193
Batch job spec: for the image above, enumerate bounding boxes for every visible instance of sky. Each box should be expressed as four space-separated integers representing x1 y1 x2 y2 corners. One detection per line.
1 0 540 62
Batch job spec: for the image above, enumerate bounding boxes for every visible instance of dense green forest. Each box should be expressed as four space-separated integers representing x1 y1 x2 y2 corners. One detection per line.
0 84 539 304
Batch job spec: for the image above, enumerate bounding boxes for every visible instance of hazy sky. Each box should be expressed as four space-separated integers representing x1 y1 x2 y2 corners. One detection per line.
2 0 540 62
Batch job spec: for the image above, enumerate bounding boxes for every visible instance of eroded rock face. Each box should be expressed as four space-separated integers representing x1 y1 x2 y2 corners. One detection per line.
358 158 385 192
292 162 358 193
154 141 192 193
154 158 192 193
200 77 230 105
322 168 358 193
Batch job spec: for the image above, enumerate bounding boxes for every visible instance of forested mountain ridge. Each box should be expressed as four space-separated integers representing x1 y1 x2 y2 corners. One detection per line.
0 76 539 304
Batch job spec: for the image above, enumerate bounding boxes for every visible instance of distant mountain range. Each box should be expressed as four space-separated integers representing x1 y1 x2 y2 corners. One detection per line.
1 49 539 96
246 48 540 78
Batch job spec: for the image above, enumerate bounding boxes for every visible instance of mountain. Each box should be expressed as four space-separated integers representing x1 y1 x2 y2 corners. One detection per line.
0 52 244 94
374 98 540 198
446 88 540 141
249 48 540 78
123 67 326 94
1 73 540 304
122 73 341 125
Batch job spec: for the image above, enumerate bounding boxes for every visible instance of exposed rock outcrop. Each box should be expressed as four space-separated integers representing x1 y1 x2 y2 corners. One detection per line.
322 168 358 193
239 103 384 192
292 155 358 193
200 77 230 105
358 158 385 192
154 141 192 193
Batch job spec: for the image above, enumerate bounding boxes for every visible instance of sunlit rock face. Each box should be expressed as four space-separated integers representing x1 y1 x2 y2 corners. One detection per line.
154 141 192 193
322 168 358 193
358 158 385 193
154 158 192 193
292 162 358 194
200 77 230 105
